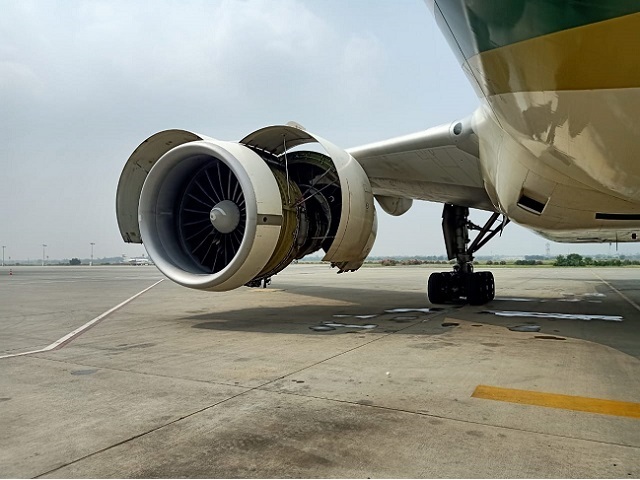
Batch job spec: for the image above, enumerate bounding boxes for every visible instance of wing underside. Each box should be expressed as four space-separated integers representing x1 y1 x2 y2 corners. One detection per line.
347 116 495 212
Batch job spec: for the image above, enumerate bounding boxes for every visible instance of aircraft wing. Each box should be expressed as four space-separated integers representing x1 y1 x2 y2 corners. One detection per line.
347 115 496 213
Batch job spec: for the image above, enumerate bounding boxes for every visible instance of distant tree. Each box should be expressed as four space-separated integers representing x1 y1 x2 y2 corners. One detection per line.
69 258 81 265
555 253 584 266
567 253 585 266
515 259 537 265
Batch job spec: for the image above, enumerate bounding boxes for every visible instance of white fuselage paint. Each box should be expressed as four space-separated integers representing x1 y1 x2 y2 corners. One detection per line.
473 87 640 243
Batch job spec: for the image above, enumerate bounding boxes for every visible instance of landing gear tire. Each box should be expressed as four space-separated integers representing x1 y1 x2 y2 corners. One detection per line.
427 271 494 305
466 271 494 305
426 204 505 306
427 272 448 304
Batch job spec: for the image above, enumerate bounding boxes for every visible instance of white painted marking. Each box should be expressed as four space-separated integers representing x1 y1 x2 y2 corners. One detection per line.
384 308 432 314
493 297 536 302
4 276 158 286
321 322 377 329
483 310 623 322
592 271 640 314
0 280 163 360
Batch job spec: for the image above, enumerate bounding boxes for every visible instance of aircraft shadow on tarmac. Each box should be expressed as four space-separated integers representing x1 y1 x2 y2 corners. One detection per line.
173 281 639 359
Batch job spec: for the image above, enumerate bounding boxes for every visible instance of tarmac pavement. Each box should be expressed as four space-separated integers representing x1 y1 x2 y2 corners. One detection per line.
1 264 638 478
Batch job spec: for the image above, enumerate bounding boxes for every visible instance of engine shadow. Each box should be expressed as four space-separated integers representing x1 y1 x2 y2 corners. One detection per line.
179 280 640 359
177 284 456 336
187 307 451 336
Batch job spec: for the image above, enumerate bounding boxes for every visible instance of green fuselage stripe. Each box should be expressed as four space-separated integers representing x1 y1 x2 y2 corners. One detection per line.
434 0 640 60
433 1 640 95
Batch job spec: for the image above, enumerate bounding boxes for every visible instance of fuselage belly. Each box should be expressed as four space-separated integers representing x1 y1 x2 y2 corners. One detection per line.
434 0 640 242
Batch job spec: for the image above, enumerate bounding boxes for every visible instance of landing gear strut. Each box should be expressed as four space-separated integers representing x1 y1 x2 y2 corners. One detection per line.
427 204 509 305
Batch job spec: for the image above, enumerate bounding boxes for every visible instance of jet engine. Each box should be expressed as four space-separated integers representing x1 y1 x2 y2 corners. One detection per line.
116 125 376 291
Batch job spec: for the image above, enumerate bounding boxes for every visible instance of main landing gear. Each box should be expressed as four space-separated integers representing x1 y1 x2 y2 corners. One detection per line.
428 204 509 305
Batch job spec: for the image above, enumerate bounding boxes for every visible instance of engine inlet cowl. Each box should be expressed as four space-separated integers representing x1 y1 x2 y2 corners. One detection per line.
139 140 284 291
116 125 377 291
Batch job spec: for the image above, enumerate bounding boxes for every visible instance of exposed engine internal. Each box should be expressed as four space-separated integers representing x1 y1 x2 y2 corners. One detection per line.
116 125 376 291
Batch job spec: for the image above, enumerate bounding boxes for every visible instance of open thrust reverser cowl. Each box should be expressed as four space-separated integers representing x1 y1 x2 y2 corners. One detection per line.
116 125 377 291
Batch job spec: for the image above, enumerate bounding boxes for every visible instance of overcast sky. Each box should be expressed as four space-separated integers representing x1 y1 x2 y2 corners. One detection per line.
1 0 636 261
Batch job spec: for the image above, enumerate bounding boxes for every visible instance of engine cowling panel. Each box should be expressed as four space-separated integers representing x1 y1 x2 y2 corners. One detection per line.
116 125 376 291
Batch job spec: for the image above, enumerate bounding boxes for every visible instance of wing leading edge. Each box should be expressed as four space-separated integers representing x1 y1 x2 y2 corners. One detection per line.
347 112 495 213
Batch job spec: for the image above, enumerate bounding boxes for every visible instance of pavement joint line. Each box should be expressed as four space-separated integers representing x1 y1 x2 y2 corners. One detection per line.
24 308 448 389
3 277 163 286
263 390 640 450
33 386 257 479
1 343 50 356
53 320 200 342
32 309 452 477
34 308 452 390
25 354 255 391
591 270 640 314
472 384 640 419
0 280 164 360
251 308 453 389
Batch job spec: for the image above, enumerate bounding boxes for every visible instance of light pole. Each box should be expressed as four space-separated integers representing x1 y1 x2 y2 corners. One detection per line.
90 242 95 266
2 246 5 267
42 244 47 266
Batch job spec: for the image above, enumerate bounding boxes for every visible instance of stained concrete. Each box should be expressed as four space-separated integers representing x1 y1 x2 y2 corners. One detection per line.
0 265 638 478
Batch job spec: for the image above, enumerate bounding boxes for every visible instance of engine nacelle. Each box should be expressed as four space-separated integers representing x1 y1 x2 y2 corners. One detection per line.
116 125 376 291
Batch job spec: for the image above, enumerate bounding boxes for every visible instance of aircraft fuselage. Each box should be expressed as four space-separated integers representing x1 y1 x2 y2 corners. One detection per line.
432 0 640 243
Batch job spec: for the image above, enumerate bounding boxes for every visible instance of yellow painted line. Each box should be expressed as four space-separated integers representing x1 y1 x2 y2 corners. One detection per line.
472 385 640 419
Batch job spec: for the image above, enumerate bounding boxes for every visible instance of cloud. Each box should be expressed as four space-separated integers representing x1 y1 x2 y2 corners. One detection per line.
0 0 393 259
339 32 385 105
1 0 595 261
1 0 389 136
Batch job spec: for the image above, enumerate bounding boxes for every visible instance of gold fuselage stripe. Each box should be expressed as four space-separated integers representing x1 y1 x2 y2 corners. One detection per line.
467 13 640 96
472 385 640 419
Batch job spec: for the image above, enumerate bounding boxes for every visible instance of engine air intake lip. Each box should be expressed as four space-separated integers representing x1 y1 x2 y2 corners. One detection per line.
138 140 283 291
